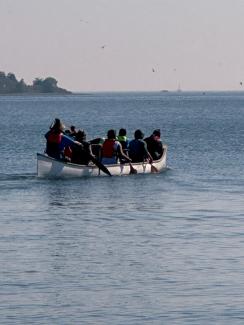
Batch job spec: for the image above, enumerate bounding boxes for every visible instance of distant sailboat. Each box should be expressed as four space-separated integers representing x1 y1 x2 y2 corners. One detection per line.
177 83 182 92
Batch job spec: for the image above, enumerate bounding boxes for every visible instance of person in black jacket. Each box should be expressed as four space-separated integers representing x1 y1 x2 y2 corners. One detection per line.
71 130 94 165
144 129 164 161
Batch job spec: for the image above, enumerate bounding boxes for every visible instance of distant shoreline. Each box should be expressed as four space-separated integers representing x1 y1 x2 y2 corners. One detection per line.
0 92 73 96
0 71 72 95
1 90 244 96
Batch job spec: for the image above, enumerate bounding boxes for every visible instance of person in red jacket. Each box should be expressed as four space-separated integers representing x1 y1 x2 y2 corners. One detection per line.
45 118 81 159
101 129 131 164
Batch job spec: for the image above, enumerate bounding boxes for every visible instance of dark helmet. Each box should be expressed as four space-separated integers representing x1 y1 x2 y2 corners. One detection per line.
153 129 161 137
118 128 127 136
107 129 116 139
134 129 144 139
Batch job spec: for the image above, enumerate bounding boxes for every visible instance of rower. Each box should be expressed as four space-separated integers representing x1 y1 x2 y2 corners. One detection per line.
101 129 131 165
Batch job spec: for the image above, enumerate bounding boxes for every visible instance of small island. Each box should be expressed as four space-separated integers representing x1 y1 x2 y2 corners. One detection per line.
0 71 72 94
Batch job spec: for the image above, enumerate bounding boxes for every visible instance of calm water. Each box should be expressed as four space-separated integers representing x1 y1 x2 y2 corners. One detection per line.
1 92 244 324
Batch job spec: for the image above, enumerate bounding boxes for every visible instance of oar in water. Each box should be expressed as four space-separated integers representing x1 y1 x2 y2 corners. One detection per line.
89 154 112 176
73 141 112 177
129 163 137 174
150 162 158 173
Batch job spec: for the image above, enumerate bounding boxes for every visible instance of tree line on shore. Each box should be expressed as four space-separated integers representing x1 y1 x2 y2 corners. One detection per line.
0 71 71 94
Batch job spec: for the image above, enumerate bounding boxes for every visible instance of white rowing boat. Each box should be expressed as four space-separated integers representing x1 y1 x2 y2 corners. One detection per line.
37 145 167 178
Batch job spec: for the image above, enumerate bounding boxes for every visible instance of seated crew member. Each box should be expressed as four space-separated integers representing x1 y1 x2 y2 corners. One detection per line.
71 129 95 165
45 118 81 159
70 125 77 138
144 129 164 160
128 129 153 163
101 129 131 165
89 137 104 159
117 128 129 151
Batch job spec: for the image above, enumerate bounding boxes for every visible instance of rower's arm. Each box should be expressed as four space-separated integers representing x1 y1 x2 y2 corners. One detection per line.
144 142 153 163
60 134 83 150
117 143 131 162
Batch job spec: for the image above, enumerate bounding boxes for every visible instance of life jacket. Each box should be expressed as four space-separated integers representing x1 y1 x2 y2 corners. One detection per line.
48 132 62 144
45 130 62 159
102 139 118 158
117 135 128 150
117 135 127 142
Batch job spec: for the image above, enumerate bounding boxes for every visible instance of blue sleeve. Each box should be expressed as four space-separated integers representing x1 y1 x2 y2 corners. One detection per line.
59 134 75 150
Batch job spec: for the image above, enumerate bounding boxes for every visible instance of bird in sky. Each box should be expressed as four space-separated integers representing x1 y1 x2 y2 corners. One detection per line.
240 81 243 86
152 68 155 72
101 45 106 49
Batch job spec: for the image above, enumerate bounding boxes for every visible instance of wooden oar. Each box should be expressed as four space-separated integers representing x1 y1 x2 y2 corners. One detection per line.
129 163 137 174
89 155 112 176
150 162 158 173
73 142 112 177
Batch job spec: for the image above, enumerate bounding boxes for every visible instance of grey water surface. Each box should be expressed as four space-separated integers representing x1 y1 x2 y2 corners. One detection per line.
1 92 244 324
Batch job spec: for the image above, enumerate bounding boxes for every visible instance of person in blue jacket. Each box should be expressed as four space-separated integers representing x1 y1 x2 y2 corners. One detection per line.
128 129 153 163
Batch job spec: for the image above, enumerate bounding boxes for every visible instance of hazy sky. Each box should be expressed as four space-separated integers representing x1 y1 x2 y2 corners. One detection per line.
1 0 244 91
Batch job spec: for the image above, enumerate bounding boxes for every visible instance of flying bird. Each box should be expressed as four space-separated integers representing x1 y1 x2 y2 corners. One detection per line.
101 45 106 49
152 68 155 72
240 81 243 86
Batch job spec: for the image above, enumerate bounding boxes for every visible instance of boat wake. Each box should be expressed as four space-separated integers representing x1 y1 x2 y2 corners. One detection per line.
0 173 36 182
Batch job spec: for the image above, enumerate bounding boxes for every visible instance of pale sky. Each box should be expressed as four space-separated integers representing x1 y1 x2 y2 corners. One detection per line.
1 0 244 92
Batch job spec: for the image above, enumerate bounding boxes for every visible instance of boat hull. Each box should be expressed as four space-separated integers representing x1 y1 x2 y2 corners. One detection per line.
37 145 167 178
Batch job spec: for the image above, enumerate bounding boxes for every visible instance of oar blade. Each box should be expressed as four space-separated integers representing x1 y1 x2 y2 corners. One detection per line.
89 155 112 176
151 164 158 173
129 163 137 174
